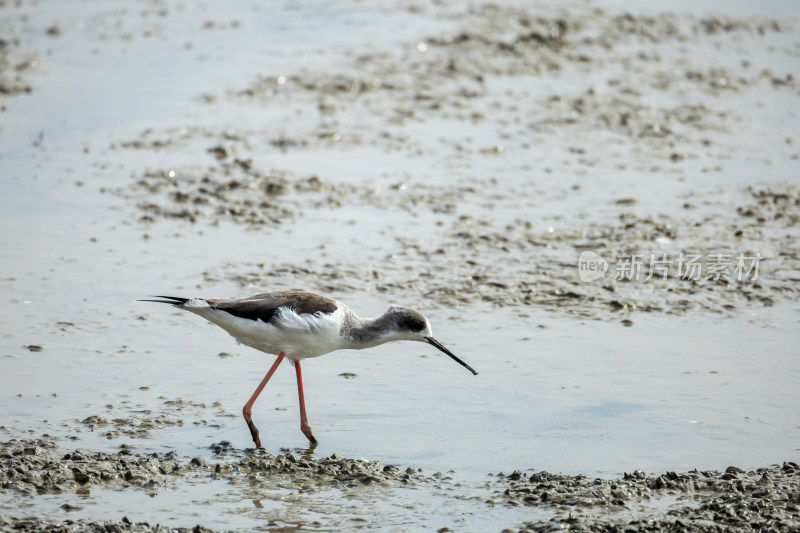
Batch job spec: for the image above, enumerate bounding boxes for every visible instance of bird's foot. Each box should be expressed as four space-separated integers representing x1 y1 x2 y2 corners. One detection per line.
301 423 317 446
247 420 261 449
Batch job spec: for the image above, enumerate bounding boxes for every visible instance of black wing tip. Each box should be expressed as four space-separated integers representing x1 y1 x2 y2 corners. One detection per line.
138 295 189 305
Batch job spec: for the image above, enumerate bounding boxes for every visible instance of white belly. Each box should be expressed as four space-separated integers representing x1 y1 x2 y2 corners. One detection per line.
184 299 347 359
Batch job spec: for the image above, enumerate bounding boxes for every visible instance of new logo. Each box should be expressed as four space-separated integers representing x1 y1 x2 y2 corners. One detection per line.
578 251 608 282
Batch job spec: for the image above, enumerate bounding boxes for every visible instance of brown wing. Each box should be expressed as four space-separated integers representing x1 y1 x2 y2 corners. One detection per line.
208 290 338 323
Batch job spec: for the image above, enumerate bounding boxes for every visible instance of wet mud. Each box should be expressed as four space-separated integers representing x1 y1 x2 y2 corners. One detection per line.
195 182 797 319
4 436 798 532
2 436 431 531
0 517 219 533
109 4 800 319
0 34 34 98
0 437 425 497
495 463 800 532
2 0 799 531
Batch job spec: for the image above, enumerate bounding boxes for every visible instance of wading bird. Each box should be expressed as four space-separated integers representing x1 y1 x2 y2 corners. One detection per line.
140 290 477 448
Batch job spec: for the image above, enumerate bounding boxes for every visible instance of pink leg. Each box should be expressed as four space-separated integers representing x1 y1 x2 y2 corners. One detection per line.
294 360 318 445
243 352 285 448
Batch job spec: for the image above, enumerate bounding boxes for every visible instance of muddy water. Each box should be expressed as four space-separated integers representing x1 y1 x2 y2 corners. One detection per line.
1 0 799 531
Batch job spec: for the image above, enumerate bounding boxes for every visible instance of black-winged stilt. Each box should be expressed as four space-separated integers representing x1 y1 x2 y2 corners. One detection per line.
140 290 477 448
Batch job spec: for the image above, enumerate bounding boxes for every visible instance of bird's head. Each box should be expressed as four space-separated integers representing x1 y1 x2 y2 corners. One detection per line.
383 305 478 375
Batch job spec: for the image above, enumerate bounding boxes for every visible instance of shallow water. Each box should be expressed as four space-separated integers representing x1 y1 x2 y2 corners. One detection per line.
4 287 798 477
1 0 799 530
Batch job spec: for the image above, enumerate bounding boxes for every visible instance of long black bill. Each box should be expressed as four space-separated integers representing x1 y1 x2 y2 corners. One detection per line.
425 337 478 375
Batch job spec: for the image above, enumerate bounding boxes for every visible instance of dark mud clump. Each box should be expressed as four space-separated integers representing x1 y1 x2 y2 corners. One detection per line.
115 161 324 227
80 413 185 440
1 437 431 531
0 438 428 496
0 438 184 495
4 437 798 532
109 138 479 227
0 36 35 98
495 462 800 532
0 516 222 533
210 440 426 489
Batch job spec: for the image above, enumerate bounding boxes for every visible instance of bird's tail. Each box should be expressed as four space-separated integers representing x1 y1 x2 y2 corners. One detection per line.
138 295 190 306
